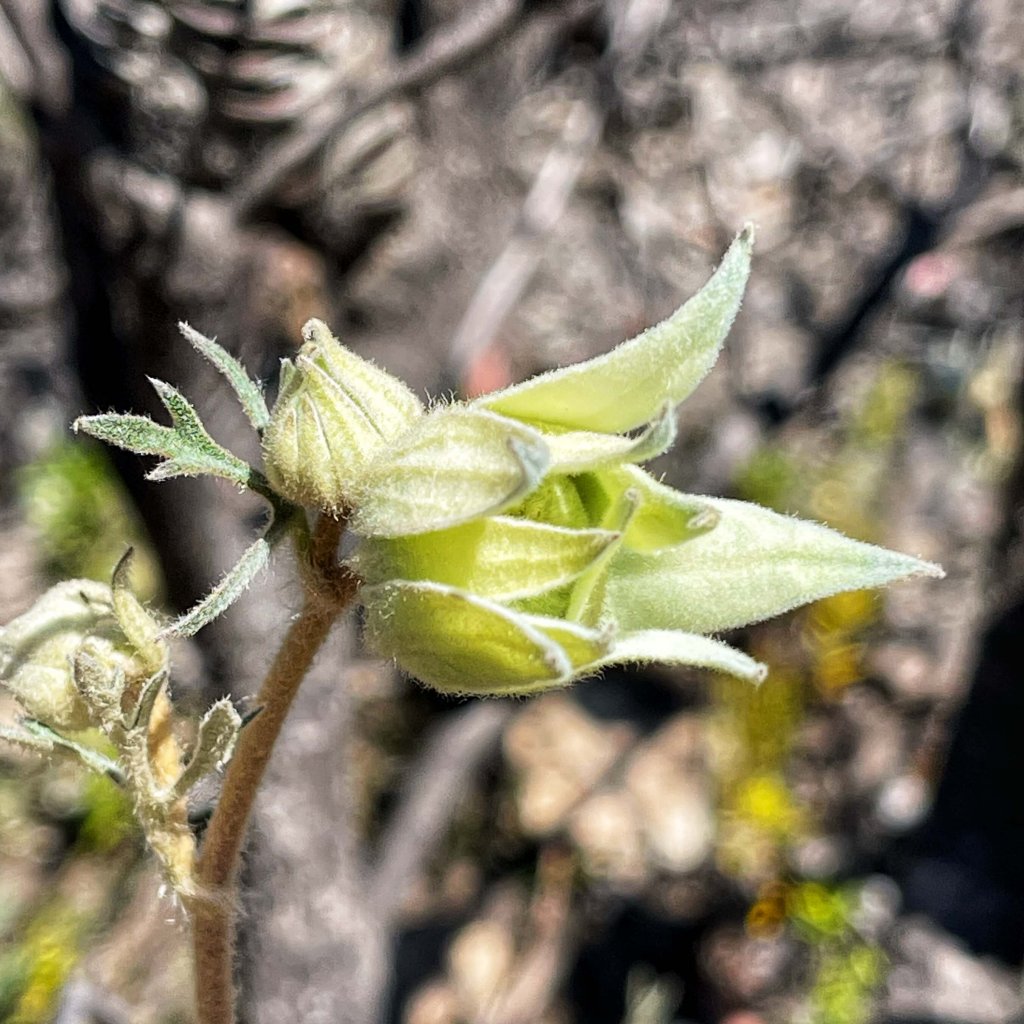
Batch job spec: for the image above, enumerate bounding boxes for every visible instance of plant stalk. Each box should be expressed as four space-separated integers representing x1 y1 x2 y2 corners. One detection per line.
190 515 355 1024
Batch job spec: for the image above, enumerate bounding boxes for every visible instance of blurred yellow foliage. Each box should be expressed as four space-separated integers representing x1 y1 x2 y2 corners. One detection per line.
6 907 83 1024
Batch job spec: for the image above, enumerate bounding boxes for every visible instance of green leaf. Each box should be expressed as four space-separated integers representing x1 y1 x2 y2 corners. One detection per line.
146 378 253 486
351 408 550 538
74 380 255 489
159 534 271 639
583 630 767 684
179 322 270 431
14 719 125 781
73 413 177 455
351 516 620 600
602 497 944 635
170 698 241 798
479 226 753 432
361 579 573 694
0 721 55 755
544 404 676 474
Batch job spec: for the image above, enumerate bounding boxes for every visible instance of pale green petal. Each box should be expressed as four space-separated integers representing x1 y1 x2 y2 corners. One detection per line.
479 227 752 432
350 517 619 600
111 550 165 675
580 630 767 684
576 465 718 552
603 497 944 634
510 475 590 530
351 408 550 537
521 614 613 668
545 404 676 474
360 579 571 694
565 486 639 626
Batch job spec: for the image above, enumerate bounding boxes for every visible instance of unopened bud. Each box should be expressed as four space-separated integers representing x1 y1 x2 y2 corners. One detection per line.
262 319 423 513
0 581 124 730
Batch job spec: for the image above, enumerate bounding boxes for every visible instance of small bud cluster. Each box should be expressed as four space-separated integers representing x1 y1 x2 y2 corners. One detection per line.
0 553 240 896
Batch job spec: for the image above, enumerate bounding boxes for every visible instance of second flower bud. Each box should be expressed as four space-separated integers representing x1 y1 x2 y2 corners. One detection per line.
262 319 424 514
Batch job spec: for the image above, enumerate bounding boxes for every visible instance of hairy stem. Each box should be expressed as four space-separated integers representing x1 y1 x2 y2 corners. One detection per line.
190 515 355 1024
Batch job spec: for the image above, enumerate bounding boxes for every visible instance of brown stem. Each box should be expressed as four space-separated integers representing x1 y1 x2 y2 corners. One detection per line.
190 515 356 1024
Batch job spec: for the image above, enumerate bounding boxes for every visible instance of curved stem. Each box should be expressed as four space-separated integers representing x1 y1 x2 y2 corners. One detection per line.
190 515 356 1024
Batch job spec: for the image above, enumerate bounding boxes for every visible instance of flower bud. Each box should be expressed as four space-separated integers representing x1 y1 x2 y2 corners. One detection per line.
0 581 129 730
262 319 423 513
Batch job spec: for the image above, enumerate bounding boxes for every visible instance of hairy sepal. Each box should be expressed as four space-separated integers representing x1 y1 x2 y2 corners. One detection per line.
603 497 945 635
479 226 752 432
350 516 620 601
361 579 576 694
351 408 550 538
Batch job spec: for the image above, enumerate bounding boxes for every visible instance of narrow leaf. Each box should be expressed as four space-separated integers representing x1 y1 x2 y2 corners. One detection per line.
603 497 945 635
351 408 550 538
0 721 55 754
585 630 767 684
479 226 753 432
17 719 126 781
73 413 177 455
179 322 270 431
158 534 272 639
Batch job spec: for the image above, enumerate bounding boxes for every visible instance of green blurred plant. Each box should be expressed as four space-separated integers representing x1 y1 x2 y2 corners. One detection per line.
16 439 159 592
0 904 85 1024
0 230 941 1024
790 882 886 1024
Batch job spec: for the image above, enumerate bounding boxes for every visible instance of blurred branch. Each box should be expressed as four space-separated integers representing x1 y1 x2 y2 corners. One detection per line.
0 0 69 113
369 702 512 926
446 0 668 386
231 0 527 217
446 97 605 384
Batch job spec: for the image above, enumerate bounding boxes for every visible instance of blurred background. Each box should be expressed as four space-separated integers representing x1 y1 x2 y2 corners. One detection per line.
0 0 1022 1022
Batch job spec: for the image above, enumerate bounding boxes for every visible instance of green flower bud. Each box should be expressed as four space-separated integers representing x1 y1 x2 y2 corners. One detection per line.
262 318 424 513
0 581 129 730
351 227 943 697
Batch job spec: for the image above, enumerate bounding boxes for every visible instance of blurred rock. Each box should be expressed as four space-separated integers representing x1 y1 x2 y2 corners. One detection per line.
883 918 1024 1022
504 695 633 836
